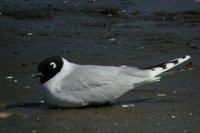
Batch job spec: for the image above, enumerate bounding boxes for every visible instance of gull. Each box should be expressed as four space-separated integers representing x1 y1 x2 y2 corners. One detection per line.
32 55 191 107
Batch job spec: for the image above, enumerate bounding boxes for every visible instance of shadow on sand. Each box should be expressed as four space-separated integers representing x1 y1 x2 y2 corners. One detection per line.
4 97 154 110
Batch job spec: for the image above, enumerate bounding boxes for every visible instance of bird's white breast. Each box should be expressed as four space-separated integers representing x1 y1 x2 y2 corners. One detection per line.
40 58 85 107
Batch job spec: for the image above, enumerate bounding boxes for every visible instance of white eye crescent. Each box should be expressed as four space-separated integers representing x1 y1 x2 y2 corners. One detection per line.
50 62 56 68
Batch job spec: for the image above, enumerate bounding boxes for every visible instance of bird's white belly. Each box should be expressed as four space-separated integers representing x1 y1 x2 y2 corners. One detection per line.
39 72 134 107
40 84 128 108
40 84 89 107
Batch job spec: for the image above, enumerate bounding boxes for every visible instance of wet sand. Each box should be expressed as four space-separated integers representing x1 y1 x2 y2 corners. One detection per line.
0 0 200 132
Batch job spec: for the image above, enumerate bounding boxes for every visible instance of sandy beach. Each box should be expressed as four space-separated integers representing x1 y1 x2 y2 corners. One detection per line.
0 0 200 132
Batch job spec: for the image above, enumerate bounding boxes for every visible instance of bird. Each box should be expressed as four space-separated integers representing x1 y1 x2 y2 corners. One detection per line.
32 55 191 108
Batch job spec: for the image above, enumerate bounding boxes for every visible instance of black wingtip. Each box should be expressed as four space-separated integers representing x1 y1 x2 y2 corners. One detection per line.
142 55 191 70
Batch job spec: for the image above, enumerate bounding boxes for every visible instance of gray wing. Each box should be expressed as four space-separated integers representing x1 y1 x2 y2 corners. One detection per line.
60 65 152 103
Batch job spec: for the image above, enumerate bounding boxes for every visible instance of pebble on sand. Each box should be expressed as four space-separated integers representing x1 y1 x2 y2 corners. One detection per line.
156 94 166 97
25 86 30 89
108 37 116 42
13 80 18 83
36 117 40 122
40 100 45 103
171 115 176 118
0 112 13 119
32 130 37 133
6 76 14 79
121 104 135 108
27 32 34 36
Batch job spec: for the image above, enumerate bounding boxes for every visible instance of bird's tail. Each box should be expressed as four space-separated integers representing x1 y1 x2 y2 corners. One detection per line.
144 55 191 77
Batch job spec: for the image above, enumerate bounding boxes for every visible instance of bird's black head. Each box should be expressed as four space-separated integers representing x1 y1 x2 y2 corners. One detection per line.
37 56 63 83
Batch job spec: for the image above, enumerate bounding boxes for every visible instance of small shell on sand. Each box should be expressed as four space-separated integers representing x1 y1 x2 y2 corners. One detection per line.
121 104 135 108
156 94 166 97
6 76 14 79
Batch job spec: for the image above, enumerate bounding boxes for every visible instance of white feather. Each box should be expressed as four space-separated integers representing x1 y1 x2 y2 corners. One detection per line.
40 55 191 107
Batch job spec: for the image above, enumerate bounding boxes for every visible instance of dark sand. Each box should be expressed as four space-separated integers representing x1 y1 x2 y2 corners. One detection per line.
0 0 200 132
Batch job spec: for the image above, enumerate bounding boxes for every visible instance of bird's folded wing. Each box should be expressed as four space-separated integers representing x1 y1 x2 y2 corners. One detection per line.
59 65 155 103
60 65 152 92
61 65 121 91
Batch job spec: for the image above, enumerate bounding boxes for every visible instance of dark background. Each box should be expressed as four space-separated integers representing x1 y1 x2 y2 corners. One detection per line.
0 0 200 132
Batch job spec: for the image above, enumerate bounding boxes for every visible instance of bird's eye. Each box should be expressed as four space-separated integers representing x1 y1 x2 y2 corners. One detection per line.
50 62 56 68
